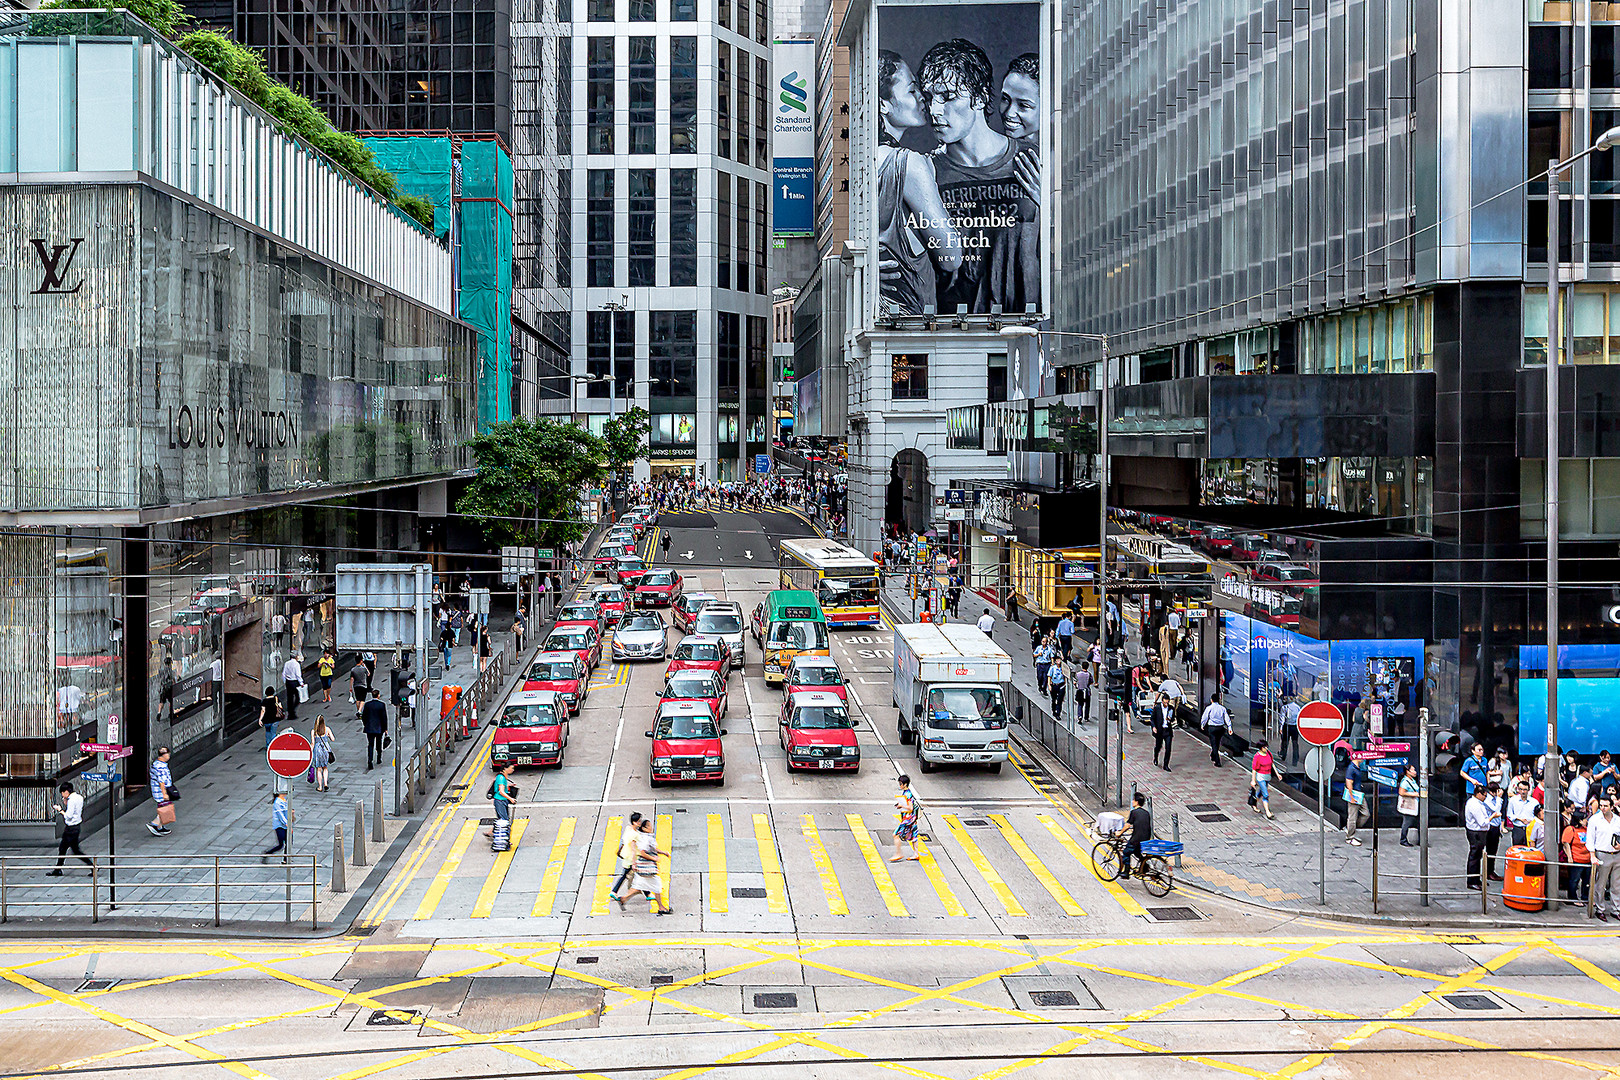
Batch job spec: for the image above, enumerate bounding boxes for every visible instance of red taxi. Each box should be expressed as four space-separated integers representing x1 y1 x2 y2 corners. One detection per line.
778 690 859 772
665 635 729 680
662 669 729 720
587 583 630 627
542 625 602 671
594 541 634 575
554 601 605 637
611 555 649 588
522 651 589 714
783 656 849 703
492 690 569 768
673 591 716 632
646 700 726 786
635 568 684 607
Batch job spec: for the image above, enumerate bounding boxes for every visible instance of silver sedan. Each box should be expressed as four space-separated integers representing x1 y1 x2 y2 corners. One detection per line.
611 613 668 661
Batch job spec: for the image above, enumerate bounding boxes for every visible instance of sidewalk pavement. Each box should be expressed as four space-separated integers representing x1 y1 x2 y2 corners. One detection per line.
895 585 1589 924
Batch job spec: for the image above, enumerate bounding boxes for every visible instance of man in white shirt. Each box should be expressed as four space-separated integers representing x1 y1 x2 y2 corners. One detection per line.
1464 785 1493 890
1199 693 1231 767
1588 797 1620 921
1506 782 1540 846
976 612 995 634
1281 699 1303 763
50 782 92 874
281 655 304 722
56 684 83 725
1570 766 1593 811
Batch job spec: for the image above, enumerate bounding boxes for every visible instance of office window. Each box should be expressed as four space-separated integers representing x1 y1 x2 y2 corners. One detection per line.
755 180 767 293
588 0 612 19
892 354 929 399
755 56 769 164
671 0 694 18
629 169 656 287
587 311 635 398
556 169 572 288
614 310 635 399
747 315 767 409
719 0 731 30
718 43 732 159
670 38 697 152
629 0 655 18
558 0 571 19
719 312 740 395
556 38 572 155
736 51 750 166
587 37 614 153
651 311 698 396
670 169 697 285
718 173 732 290
736 180 750 294
1529 26 1573 88
629 37 656 154
586 311 611 395
755 0 767 43
587 169 614 287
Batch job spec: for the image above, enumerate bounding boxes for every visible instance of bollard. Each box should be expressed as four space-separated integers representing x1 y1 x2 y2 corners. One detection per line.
332 824 347 893
373 783 385 840
355 802 368 866
1171 812 1182 868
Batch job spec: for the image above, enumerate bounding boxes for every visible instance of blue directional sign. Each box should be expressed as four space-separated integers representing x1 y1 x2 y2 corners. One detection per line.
84 771 121 783
755 454 771 475
1371 756 1409 768
1367 767 1398 788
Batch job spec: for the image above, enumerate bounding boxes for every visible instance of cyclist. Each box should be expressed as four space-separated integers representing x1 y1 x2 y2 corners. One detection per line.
1119 792 1153 879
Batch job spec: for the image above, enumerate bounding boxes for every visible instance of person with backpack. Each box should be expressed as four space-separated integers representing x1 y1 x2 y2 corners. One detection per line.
485 762 516 840
891 774 923 861
1048 660 1068 722
257 688 282 750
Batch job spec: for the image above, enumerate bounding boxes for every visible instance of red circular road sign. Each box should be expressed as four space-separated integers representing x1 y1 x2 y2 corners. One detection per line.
1297 700 1346 747
266 731 313 778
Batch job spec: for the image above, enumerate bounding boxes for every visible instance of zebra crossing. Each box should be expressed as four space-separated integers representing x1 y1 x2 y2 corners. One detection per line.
394 805 1115 927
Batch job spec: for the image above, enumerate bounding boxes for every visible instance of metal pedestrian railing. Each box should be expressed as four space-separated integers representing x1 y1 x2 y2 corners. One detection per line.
0 855 319 927
398 646 508 815
1009 683 1109 802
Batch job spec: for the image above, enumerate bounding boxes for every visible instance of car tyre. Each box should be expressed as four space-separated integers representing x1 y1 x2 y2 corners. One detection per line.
898 725 914 745
916 740 935 773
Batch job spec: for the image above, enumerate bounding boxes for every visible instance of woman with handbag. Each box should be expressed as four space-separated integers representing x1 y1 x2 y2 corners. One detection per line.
258 689 282 750
146 746 175 836
1250 739 1275 819
310 715 333 792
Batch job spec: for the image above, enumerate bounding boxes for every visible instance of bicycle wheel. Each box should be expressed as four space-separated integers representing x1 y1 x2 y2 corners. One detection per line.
1140 855 1173 897
1093 841 1122 882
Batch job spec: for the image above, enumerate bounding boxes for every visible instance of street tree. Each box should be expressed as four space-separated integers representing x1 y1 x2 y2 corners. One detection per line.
457 417 608 552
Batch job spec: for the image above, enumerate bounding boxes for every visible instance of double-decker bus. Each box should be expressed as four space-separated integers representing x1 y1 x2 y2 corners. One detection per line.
778 538 881 628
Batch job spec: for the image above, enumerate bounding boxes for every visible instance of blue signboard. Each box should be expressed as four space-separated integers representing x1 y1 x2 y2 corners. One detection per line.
755 454 771 475
1368 767 1398 788
84 772 121 783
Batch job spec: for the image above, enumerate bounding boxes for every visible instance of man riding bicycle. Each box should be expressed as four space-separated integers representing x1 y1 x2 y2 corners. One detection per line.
1119 792 1153 879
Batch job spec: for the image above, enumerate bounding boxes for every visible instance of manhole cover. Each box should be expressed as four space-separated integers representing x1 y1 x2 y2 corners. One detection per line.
575 956 598 964
1029 990 1080 1007
651 975 674 986
731 887 767 898
348 925 377 937
1444 993 1503 1011
753 992 798 1009
76 979 118 992
1194 813 1231 823
366 1009 424 1026
479 817 496 825
1186 802 1220 812
962 819 991 827
1147 906 1202 921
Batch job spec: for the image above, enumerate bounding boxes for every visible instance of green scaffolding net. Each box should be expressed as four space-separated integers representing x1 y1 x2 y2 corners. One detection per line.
458 140 514 428
361 136 453 238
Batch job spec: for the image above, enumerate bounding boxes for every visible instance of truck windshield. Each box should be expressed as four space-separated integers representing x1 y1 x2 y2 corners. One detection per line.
925 687 1007 729
768 621 829 650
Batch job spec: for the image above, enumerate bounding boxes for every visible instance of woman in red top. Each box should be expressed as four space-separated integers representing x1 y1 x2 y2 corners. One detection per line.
1251 739 1276 819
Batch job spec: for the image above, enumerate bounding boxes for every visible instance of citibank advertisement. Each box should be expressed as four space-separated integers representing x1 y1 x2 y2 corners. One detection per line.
875 2 1044 316
773 39 816 236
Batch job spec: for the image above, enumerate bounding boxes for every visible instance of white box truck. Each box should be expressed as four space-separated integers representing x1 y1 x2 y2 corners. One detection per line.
892 622 1014 773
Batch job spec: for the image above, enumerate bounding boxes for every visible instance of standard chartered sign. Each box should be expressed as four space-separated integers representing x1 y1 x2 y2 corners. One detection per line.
772 38 816 236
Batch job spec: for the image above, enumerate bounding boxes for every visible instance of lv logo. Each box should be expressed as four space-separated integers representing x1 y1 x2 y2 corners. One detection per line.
30 237 85 295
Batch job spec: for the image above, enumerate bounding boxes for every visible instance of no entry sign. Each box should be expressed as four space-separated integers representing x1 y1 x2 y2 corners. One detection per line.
1297 701 1345 747
266 731 313 778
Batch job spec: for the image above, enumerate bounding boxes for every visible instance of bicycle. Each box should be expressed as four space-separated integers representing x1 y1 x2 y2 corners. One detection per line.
1091 833 1179 897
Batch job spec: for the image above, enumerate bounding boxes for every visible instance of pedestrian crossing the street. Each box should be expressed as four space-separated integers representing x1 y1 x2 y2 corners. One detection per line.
387 807 1109 926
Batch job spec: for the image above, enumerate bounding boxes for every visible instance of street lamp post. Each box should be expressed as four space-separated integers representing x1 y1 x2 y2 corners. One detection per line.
1543 125 1620 902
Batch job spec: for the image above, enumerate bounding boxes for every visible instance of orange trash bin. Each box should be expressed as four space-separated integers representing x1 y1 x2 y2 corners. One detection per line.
439 683 463 719
1502 845 1546 912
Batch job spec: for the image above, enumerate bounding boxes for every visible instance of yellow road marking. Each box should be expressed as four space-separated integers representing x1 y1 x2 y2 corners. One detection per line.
1035 812 1144 916
413 819 480 921
708 813 729 913
846 812 908 917
0 966 272 1080
800 813 848 914
754 813 789 914
656 812 673 907
912 834 966 917
590 815 624 915
471 818 527 918
990 813 1085 915
942 814 1025 916
532 817 577 916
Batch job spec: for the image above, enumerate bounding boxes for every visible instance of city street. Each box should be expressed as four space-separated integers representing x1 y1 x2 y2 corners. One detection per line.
6 511 1620 1080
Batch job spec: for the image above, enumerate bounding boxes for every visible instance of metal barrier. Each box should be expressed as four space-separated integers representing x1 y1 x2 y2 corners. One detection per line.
1373 847 1598 916
398 646 508 815
1009 682 1109 802
0 855 319 927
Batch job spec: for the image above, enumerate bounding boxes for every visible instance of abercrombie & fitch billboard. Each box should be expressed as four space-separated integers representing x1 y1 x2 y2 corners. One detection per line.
875 2 1043 317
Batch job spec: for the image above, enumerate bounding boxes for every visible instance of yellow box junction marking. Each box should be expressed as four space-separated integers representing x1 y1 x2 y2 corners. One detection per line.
413 819 481 920
911 833 967 916
990 813 1085 915
590 815 624 915
532 817 578 916
753 813 790 913
800 813 848 915
471 818 528 917
942 814 1025 916
845 812 908 916
708 813 729 913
